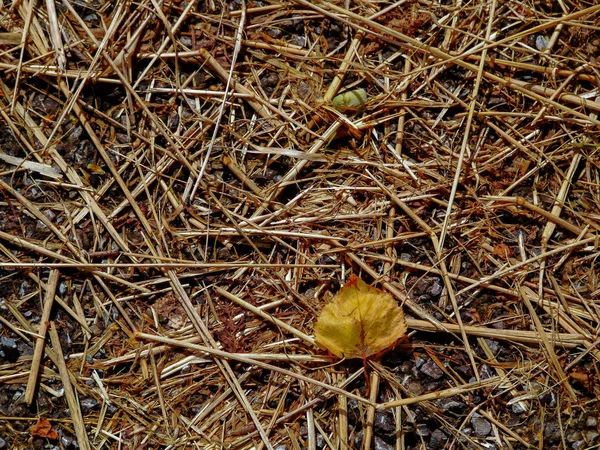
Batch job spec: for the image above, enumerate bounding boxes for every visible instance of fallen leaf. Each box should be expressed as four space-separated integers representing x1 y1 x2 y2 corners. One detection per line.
87 163 106 175
569 370 590 388
492 243 512 258
314 275 407 359
332 88 367 111
30 417 59 440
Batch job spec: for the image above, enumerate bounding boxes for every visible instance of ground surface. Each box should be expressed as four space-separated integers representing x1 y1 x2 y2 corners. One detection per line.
1 0 600 449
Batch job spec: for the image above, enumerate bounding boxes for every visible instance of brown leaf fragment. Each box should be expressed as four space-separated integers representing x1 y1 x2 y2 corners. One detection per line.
30 417 59 440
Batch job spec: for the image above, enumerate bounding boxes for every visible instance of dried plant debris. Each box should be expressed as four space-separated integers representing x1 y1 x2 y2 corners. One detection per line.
1 0 600 448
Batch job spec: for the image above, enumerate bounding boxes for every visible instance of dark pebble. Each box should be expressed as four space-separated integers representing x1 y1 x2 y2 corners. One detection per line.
455 365 470 378
296 81 311 98
416 423 430 437
587 431 600 443
404 379 424 396
400 253 412 262
374 411 395 433
429 429 448 449
260 72 279 91
484 339 500 355
266 27 283 39
567 431 582 443
438 399 466 413
0 337 19 362
399 361 412 374
116 133 131 144
347 399 360 423
539 390 556 407
430 279 443 296
471 414 492 437
420 360 444 379
373 436 393 450
479 364 494 379
299 426 307 438
413 279 429 295
586 416 598 428
422 381 443 392
354 430 364 448
316 432 324 448
544 421 561 443
61 433 76 449
80 397 99 414
289 35 305 47
491 320 505 329
32 437 46 449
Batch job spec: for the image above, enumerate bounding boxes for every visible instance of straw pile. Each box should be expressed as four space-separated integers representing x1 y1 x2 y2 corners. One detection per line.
1 0 600 448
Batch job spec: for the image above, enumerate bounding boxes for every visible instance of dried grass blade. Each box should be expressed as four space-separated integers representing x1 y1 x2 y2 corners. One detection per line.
519 286 577 401
48 322 91 450
25 269 60 405
215 286 315 346
135 331 374 407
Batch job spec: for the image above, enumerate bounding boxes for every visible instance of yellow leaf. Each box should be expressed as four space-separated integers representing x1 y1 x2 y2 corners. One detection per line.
314 275 407 359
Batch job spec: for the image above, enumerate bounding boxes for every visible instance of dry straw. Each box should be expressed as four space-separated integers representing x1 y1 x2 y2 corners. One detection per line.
1 0 599 448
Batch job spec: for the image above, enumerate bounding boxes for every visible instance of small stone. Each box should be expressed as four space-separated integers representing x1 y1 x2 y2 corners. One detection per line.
586 416 598 428
471 414 492 437
438 399 466 413
491 320 505 329
0 337 19 361
586 431 600 443
404 379 424 396
484 339 500 355
455 365 470 378
80 397 99 414
429 279 443 296
315 432 324 449
354 430 364 448
399 361 412 374
567 431 582 443
420 360 444 379
539 390 556 408
289 35 305 47
296 81 311 98
400 253 412 262
116 133 131 144
374 412 395 433
0 438 6 449
179 36 192 47
479 364 494 379
429 429 448 449
511 402 528 414
572 440 585 450
413 279 430 296
61 435 74 449
544 421 561 443
373 436 393 450
536 35 549 51
266 27 283 39
416 423 430 437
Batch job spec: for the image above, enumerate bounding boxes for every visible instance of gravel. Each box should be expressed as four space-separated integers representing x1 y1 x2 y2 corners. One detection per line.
471 414 492 437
